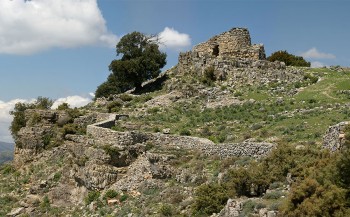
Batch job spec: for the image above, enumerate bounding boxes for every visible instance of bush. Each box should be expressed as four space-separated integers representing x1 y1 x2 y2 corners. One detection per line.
53 172 61 182
267 50 310 67
304 73 319 84
102 145 120 159
40 195 51 211
180 129 191 136
10 102 32 138
234 91 243 97
192 183 231 215
201 66 216 86
57 103 70 110
119 94 133 102
35 97 53 109
240 200 257 216
62 123 85 136
107 101 122 113
103 189 118 200
159 204 173 216
119 194 128 202
85 191 100 205
224 164 269 197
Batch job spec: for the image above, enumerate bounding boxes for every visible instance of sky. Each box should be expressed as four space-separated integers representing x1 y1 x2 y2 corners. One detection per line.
0 0 349 142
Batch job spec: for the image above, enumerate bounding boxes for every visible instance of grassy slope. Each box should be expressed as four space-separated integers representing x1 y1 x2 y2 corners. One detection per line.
0 68 349 216
116 68 350 146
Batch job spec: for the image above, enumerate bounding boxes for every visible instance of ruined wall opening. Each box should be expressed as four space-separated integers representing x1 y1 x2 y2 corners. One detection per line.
212 45 219 57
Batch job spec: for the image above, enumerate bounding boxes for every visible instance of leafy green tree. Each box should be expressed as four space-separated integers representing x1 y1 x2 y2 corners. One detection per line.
10 102 34 138
96 31 167 97
267 50 311 67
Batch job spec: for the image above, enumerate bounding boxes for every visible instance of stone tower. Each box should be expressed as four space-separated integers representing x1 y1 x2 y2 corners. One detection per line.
177 27 269 75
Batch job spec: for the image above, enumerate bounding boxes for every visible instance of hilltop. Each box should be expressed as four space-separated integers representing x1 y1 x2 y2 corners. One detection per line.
1 28 350 217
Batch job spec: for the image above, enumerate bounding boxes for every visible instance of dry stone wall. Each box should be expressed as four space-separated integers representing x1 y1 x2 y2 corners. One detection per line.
86 115 276 158
323 121 349 151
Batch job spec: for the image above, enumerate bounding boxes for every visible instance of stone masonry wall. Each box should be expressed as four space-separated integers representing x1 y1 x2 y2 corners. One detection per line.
86 115 276 158
323 121 349 151
176 27 304 85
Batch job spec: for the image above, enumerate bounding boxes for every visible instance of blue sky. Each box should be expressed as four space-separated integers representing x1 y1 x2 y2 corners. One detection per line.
0 0 349 142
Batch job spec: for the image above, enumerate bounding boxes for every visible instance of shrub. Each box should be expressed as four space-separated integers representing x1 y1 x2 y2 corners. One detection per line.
85 191 100 205
303 73 319 84
102 145 120 159
147 107 160 114
294 81 302 88
234 91 243 97
62 123 85 136
53 172 61 182
103 189 118 200
40 195 51 211
119 194 128 202
57 103 69 110
145 142 155 151
201 66 216 85
267 50 310 67
240 200 257 216
192 183 231 215
224 164 269 197
35 97 53 109
180 129 191 136
119 94 133 102
107 101 122 113
29 112 42 126
10 102 33 138
159 204 173 216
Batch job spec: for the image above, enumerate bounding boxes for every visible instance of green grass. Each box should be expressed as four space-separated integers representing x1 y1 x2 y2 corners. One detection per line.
295 71 350 104
121 69 350 146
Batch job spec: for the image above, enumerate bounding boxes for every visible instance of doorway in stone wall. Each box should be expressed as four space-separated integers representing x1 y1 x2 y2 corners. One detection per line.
212 45 219 57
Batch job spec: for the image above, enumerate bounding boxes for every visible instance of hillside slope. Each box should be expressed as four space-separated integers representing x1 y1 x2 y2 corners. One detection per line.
1 28 350 216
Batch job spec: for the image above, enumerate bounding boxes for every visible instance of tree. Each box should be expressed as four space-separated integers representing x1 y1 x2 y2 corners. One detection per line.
267 50 310 67
95 32 167 97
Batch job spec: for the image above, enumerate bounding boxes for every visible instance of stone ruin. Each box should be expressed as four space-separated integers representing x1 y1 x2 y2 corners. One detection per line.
177 27 300 84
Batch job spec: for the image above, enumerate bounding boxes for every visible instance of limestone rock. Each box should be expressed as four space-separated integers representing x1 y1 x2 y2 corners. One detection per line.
218 198 244 217
6 207 24 217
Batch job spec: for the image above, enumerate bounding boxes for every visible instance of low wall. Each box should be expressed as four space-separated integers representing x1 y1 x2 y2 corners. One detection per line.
149 133 275 158
323 121 349 151
86 115 276 158
87 115 148 147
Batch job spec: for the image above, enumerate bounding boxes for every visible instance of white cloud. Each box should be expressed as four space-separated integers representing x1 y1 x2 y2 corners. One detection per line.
0 99 34 143
158 27 191 51
311 61 325 68
301 47 336 59
51 95 92 109
0 0 118 55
